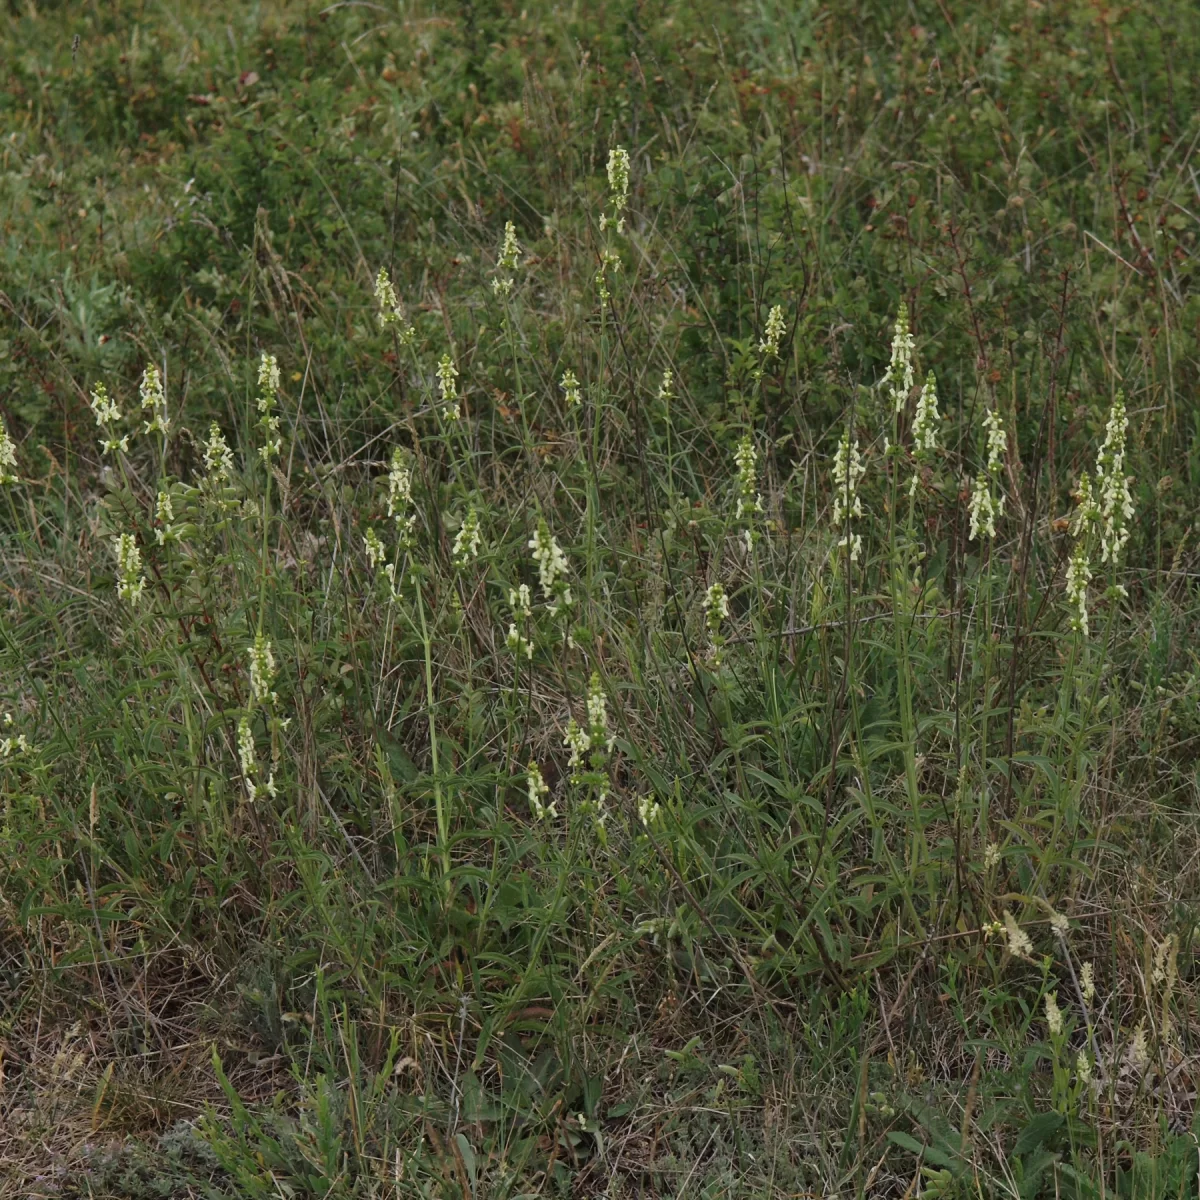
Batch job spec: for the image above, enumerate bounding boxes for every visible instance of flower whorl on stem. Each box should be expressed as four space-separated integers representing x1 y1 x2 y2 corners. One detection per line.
256 352 282 463
374 267 415 343
139 363 170 437
967 408 1006 542
0 417 18 485
560 370 581 408
831 428 865 562
601 146 631 234
529 520 572 616
1066 541 1092 636
452 506 482 566
436 354 461 421
1096 392 1134 565
203 423 234 483
882 303 915 414
758 305 786 359
90 383 128 456
249 632 277 705
387 447 416 547
113 532 146 605
493 220 522 297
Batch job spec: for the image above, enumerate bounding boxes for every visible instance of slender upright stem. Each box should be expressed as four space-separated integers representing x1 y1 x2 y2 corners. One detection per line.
415 574 451 885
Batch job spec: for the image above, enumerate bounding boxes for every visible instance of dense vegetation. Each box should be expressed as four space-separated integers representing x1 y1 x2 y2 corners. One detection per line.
3 0 1200 1196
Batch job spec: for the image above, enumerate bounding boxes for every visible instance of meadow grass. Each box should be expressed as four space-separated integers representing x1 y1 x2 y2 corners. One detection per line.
2 0 1200 1196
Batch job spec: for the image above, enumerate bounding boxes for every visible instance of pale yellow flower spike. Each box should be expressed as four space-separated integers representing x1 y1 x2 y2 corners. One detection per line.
0 416 19 484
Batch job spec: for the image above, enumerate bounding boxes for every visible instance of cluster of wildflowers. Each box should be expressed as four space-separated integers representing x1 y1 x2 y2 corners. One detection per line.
704 582 730 664
452 506 482 566
637 793 663 828
510 584 532 616
249 632 277 705
1002 909 1034 959
154 489 178 545
564 672 614 830
911 372 941 455
112 532 146 605
600 146 630 234
505 625 533 659
1076 1050 1092 1087
882 303 915 414
1152 932 1178 990
527 761 554 820
1095 393 1134 565
587 672 614 754
1064 394 1136 632
199 422 237 512
506 584 534 659
364 527 386 573
493 221 522 297
1081 961 1096 1005
985 408 1006 474
0 713 31 758
1127 1022 1150 1075
436 354 461 421
595 248 621 303
240 622 282 803
1045 991 1064 1037
560 370 581 408
733 435 762 552
374 267 415 343
139 364 170 437
564 719 590 769
658 369 674 403
967 475 998 542
758 304 786 360
366 452 412 599
529 520 572 616
90 383 128 456
0 416 19 485
1070 472 1097 538
256 353 282 463
1065 542 1092 636
967 408 1006 541
908 370 941 497
831 428 865 563
237 715 276 801
204 423 235 483
387 447 417 547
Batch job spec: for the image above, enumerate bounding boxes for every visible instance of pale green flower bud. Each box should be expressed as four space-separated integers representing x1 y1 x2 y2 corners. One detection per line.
527 761 554 820
0 416 19 484
758 304 786 358
113 532 146 605
139 363 170 436
452 506 482 566
436 353 461 421
883 303 915 413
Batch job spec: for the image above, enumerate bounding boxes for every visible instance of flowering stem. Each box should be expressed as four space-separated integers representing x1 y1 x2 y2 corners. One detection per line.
1032 588 1116 902
889 413 926 868
978 538 994 848
501 297 535 461
585 288 608 618
414 574 451 886
838 494 927 939
1067 595 1118 824
257 452 273 638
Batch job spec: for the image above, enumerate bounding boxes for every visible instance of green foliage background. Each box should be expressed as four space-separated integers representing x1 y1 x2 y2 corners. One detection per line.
2 0 1200 1196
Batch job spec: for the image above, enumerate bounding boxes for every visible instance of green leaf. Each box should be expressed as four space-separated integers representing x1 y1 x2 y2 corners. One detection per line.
1014 1110 1065 1158
887 1131 961 1171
